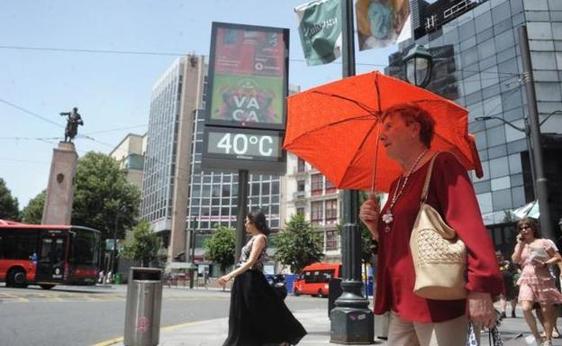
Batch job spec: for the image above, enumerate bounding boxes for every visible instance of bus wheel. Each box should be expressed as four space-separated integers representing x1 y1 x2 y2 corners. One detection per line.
40 284 55 290
9 268 27 288
318 289 326 298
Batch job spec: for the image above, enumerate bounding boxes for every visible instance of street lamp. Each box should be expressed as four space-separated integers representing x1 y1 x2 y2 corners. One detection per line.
403 44 433 88
475 109 561 215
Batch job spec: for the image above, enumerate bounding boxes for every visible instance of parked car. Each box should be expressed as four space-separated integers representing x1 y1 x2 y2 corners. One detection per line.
265 274 288 300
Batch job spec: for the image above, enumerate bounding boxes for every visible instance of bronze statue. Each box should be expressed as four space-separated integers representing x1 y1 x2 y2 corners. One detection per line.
60 107 84 142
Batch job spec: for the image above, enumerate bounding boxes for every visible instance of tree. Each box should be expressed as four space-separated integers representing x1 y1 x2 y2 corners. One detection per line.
21 190 46 224
0 178 19 220
274 213 323 274
71 152 141 240
121 220 161 267
205 225 235 273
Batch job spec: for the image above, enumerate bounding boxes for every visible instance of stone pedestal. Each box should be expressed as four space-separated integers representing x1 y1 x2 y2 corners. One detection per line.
42 142 78 225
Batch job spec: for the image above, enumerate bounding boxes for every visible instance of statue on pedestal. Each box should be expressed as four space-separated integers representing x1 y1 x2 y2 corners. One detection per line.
60 107 84 142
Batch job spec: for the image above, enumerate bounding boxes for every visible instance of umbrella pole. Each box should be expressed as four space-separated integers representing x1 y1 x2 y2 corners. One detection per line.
330 0 374 344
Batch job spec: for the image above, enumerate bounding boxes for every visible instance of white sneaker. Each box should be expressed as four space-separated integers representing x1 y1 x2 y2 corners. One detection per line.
541 340 552 346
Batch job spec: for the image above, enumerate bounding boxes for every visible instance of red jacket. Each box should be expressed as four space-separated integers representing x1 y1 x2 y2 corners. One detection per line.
374 152 503 322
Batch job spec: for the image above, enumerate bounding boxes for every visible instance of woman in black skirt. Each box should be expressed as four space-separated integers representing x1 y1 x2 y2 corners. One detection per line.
218 210 307 346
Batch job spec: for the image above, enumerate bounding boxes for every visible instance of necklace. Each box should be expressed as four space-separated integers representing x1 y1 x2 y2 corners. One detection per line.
382 149 428 233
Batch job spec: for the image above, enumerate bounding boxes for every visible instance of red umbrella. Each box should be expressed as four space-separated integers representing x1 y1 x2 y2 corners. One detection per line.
283 71 482 192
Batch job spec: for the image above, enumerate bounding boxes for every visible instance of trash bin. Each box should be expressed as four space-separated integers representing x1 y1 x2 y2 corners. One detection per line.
328 277 343 316
284 274 296 294
124 267 163 346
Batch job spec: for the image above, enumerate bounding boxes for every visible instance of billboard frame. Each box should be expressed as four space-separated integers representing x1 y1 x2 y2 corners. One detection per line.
205 21 290 131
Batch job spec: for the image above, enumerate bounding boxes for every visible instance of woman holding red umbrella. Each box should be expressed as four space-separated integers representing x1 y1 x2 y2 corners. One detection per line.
359 103 503 345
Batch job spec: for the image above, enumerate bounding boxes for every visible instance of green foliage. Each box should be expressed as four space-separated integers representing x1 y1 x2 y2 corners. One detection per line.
274 213 323 274
0 178 19 220
21 190 46 224
71 152 141 240
205 225 236 272
121 220 161 267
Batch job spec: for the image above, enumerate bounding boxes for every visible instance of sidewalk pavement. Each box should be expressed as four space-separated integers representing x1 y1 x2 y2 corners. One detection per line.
101 307 562 346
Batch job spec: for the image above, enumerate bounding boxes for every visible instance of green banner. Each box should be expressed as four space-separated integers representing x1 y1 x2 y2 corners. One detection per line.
295 0 342 66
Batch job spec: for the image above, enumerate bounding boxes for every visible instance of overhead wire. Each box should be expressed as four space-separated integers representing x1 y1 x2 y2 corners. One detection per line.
0 98 64 128
3 44 524 76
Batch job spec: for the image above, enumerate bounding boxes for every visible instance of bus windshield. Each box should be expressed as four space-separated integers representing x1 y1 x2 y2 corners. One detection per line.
69 229 100 266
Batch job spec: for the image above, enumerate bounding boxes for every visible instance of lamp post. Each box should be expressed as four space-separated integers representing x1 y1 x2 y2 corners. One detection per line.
112 205 127 275
475 115 537 193
403 44 433 89
518 25 555 241
330 0 374 344
475 109 561 232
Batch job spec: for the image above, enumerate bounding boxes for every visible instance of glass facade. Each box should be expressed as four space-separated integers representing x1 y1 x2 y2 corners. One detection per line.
389 0 562 225
141 60 183 229
142 56 282 259
187 111 282 255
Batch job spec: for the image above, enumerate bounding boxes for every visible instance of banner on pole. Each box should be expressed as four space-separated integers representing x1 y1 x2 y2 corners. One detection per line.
295 0 342 66
356 0 410 50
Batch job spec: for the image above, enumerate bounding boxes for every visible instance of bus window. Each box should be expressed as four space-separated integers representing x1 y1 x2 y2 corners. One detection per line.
70 231 99 265
4 233 37 259
40 238 54 262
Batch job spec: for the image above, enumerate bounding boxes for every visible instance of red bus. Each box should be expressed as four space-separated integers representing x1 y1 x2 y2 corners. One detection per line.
0 220 101 289
293 262 342 298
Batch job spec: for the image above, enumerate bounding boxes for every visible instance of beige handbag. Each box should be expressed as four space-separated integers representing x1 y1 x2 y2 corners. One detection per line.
410 154 468 300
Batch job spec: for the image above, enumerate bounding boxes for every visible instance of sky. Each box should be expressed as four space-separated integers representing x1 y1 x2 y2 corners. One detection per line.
0 0 399 208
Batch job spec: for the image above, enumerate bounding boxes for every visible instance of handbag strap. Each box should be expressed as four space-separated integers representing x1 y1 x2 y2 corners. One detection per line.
420 152 441 204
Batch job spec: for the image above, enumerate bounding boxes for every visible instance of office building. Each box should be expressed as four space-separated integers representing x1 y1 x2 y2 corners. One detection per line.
284 153 342 262
109 133 147 191
141 55 284 272
141 55 206 262
386 0 562 247
186 108 283 272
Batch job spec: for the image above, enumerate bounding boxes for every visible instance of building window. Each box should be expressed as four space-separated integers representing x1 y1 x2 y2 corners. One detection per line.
297 157 306 173
326 230 339 250
311 174 323 196
297 180 305 192
325 199 337 223
325 178 336 194
311 201 323 224
296 207 305 215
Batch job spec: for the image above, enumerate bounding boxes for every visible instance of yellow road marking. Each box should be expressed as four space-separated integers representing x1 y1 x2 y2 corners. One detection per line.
91 336 123 346
92 319 221 346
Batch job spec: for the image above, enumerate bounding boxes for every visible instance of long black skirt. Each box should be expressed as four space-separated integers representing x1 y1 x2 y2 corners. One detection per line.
223 270 307 346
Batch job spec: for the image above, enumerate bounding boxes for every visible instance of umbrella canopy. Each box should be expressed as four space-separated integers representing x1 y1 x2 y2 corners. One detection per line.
284 71 482 192
511 200 540 220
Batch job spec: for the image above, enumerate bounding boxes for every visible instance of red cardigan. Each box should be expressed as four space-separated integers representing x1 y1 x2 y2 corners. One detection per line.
374 152 503 323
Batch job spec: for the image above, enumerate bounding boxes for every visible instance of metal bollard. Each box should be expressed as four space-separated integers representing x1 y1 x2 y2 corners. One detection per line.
124 267 163 346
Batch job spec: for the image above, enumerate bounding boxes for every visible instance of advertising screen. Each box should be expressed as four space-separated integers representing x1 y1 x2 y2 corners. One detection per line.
206 23 289 130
